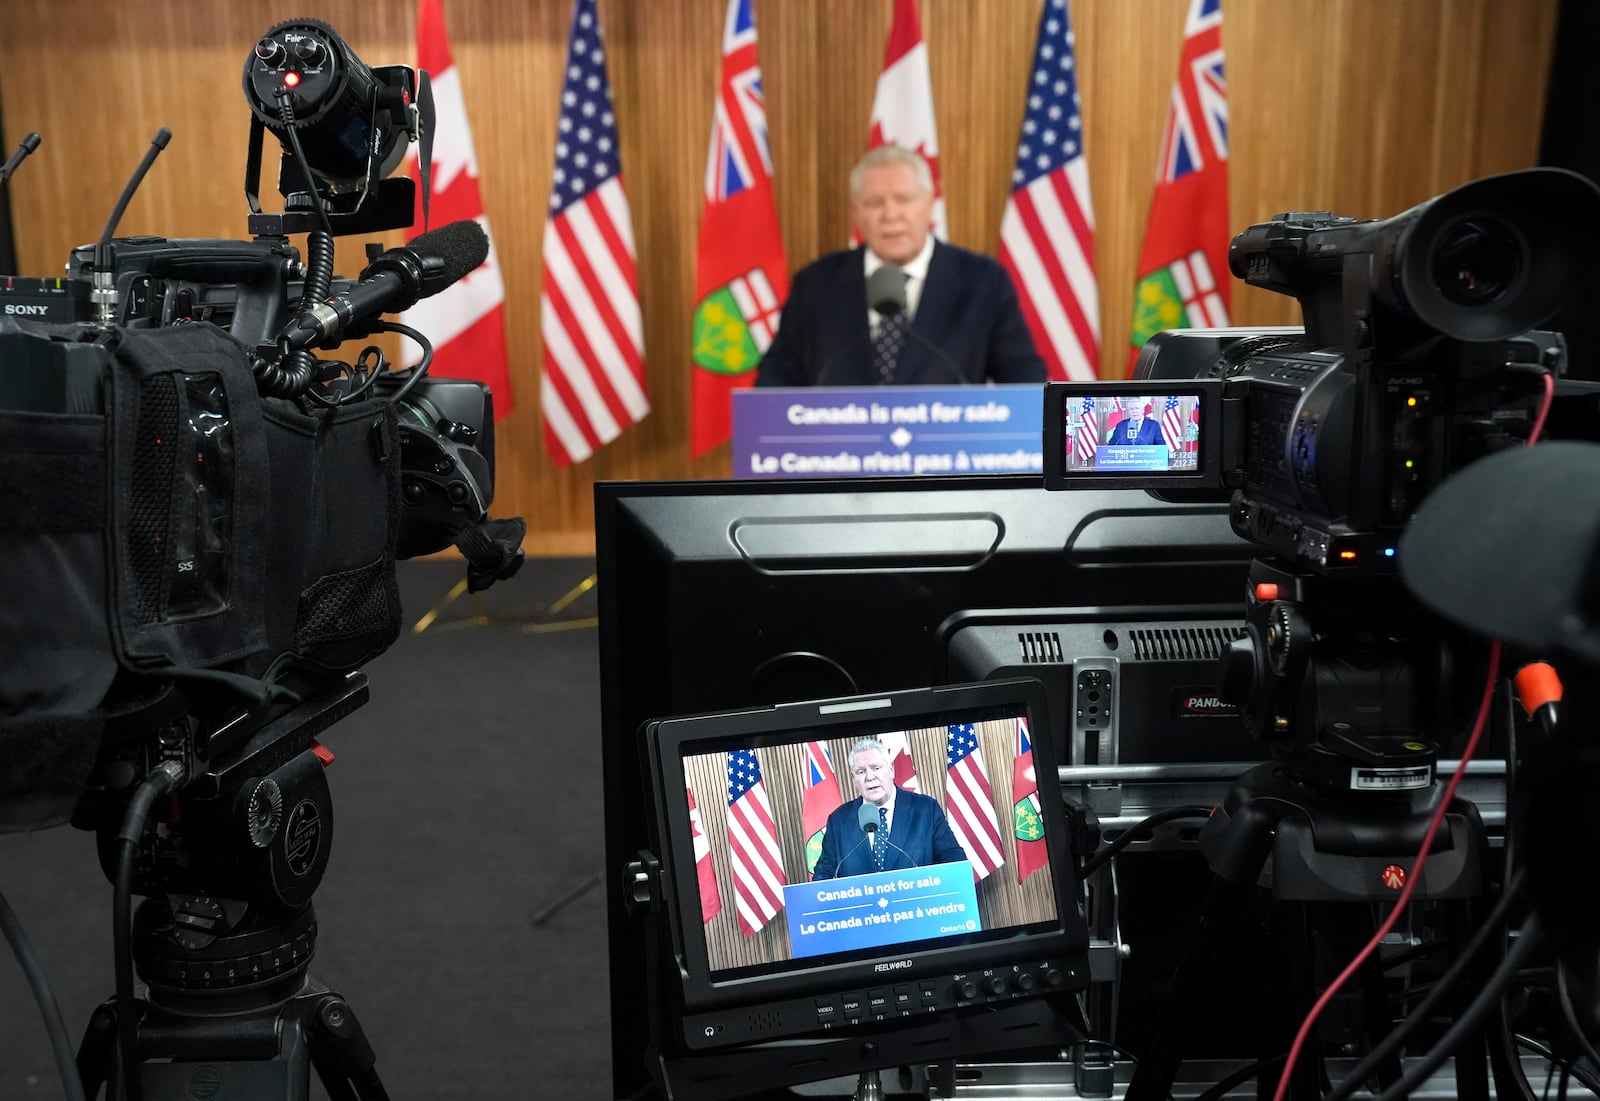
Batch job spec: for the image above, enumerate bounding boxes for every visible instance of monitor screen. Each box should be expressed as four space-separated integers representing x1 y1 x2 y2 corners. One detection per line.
1042 381 1223 491
645 679 1088 1053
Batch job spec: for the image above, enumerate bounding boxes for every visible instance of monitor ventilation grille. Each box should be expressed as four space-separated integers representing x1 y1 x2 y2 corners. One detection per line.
1128 625 1247 662
1016 632 1064 664
746 1008 785 1034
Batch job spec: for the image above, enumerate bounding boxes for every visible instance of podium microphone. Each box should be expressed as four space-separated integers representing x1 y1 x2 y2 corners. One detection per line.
867 265 966 385
860 800 917 868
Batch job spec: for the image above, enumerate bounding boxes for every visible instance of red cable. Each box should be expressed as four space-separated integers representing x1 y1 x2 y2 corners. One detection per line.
1270 641 1501 1101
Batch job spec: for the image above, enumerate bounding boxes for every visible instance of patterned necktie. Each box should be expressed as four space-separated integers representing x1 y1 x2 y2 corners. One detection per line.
873 805 889 869
872 312 908 384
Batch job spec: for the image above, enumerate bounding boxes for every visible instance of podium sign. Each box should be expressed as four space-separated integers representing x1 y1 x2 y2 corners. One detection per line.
732 384 1044 479
782 861 980 959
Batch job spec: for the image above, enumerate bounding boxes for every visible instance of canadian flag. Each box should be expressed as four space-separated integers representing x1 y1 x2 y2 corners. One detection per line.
688 784 723 924
856 0 946 242
877 730 922 792
401 0 513 420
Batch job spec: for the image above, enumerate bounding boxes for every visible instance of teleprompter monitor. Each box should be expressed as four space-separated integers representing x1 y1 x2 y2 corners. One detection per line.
640 678 1088 1094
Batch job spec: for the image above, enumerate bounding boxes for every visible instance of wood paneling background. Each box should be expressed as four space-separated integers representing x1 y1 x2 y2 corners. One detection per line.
0 0 1557 554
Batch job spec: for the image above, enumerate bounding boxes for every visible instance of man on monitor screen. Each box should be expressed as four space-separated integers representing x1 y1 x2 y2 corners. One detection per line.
811 737 967 880
1107 396 1167 447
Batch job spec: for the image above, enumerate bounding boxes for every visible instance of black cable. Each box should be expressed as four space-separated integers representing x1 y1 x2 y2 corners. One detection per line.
1078 804 1213 879
1366 913 1545 1101
1555 963 1600 1073
1321 869 1527 1101
113 762 185 1101
0 888 87 1101
374 321 434 407
1191 1054 1286 1101
1517 1035 1600 1097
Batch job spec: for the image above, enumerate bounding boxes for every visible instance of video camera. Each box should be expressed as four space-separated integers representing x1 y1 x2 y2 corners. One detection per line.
1044 167 1600 792
0 20 525 1096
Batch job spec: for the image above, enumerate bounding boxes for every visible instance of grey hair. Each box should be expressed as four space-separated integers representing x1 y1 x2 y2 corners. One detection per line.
847 737 891 768
849 145 934 201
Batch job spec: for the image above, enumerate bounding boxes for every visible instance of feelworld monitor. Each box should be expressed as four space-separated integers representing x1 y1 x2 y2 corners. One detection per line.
643 678 1089 1055
1043 380 1223 491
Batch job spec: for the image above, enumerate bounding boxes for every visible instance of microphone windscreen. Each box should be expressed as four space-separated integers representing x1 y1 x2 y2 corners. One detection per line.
866 264 907 316
858 801 880 833
411 219 490 288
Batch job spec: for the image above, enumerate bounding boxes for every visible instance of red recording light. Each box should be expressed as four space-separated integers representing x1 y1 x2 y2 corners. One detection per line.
1338 549 1358 561
284 70 302 88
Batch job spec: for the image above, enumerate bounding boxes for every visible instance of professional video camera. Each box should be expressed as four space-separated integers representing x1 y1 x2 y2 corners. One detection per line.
1042 168 1600 1100
0 18 524 1099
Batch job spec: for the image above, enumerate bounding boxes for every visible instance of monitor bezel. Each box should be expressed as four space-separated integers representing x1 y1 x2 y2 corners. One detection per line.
644 677 1086 1016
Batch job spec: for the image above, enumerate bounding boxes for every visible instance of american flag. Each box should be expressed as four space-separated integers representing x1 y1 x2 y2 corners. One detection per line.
725 749 787 936
1073 394 1099 464
539 0 649 467
999 0 1098 382
1161 395 1185 454
945 724 1005 882
687 784 723 924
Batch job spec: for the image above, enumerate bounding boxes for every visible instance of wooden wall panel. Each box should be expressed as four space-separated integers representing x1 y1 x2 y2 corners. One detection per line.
0 0 1558 554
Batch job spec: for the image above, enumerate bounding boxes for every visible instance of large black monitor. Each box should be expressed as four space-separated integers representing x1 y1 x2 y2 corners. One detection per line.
640 679 1088 1096
596 474 1257 1098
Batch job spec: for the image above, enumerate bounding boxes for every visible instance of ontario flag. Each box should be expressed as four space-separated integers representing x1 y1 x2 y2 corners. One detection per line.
1129 0 1230 372
687 784 723 923
877 731 921 792
1011 718 1047 884
691 0 789 457
800 742 844 876
402 0 512 418
855 0 946 243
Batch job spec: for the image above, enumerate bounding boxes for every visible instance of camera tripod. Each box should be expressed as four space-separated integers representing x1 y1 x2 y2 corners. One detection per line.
75 899 389 1101
1121 762 1487 1101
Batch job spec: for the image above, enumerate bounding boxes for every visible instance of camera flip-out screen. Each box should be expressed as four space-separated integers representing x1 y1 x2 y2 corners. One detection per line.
1042 381 1223 491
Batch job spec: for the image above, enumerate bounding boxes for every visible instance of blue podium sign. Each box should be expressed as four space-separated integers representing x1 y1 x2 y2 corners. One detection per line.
782 861 980 959
732 385 1043 479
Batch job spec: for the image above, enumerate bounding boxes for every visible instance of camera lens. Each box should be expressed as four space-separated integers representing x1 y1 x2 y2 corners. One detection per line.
1431 215 1521 306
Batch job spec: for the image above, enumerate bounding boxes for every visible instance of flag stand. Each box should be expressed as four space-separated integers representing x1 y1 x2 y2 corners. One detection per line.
411 572 598 635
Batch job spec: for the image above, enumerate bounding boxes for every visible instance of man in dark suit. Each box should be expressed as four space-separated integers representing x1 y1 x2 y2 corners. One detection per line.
1106 397 1167 447
756 145 1046 387
811 737 969 881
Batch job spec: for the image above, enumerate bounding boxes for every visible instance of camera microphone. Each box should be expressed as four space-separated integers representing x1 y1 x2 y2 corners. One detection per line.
0 132 41 183
277 219 489 352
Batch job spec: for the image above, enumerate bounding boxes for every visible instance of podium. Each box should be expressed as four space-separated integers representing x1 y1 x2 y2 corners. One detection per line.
731 384 1044 479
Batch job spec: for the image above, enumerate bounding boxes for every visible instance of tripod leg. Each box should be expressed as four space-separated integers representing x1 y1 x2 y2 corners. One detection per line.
76 1002 117 1100
303 991 390 1101
1124 874 1256 1101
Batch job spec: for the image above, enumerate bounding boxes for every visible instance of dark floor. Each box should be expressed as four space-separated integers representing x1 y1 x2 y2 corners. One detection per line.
1 557 612 1101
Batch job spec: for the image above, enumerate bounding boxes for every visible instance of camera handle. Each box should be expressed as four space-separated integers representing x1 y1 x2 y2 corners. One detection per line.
1121 763 1488 1101
76 968 388 1101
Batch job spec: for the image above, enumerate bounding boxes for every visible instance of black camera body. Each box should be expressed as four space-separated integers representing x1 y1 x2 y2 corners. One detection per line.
1045 168 1600 579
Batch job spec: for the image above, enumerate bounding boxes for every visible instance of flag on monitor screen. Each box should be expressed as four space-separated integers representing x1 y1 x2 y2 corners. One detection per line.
1130 0 1230 372
854 0 946 243
945 724 1005 882
402 0 512 419
539 0 649 466
800 741 843 875
726 749 787 935
1011 717 1048 884
687 784 723 923
691 0 789 457
877 730 921 792
1161 394 1185 454
999 0 1099 382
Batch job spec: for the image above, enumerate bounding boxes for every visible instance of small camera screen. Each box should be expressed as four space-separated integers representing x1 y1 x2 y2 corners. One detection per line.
1062 392 1201 475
